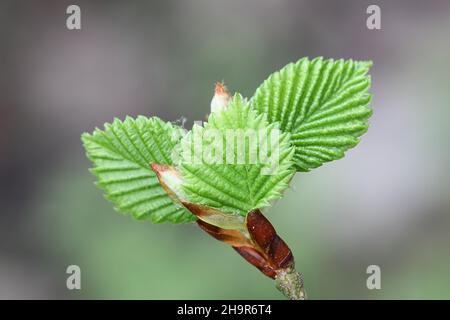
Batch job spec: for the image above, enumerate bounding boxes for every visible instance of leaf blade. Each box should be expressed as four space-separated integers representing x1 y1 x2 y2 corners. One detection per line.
251 57 373 172
179 94 295 216
82 116 196 223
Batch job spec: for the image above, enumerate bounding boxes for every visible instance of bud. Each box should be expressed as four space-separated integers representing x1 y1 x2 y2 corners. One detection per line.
210 82 231 113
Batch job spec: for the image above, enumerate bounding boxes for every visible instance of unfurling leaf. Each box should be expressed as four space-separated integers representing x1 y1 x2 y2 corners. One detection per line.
250 57 373 172
82 116 196 223
178 94 295 216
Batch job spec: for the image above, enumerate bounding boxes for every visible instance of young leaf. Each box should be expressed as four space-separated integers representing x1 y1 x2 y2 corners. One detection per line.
250 57 373 172
81 116 196 223
178 94 295 216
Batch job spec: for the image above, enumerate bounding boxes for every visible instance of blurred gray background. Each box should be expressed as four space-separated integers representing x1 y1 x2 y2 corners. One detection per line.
1 0 449 299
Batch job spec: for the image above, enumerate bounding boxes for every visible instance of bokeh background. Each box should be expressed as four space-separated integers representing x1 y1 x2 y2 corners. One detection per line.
1 0 449 299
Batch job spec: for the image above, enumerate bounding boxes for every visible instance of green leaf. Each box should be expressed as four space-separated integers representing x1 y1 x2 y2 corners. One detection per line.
250 57 373 172
81 116 196 223
178 94 295 216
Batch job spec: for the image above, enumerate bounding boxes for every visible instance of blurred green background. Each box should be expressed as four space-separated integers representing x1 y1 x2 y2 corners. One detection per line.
1 0 450 299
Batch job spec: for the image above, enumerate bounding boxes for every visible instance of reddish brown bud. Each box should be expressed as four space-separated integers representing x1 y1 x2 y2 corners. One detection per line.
268 235 294 269
233 246 277 279
246 210 294 270
246 210 276 251
196 219 252 248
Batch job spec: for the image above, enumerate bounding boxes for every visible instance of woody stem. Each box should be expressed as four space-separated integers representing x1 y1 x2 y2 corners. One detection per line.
275 266 307 300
